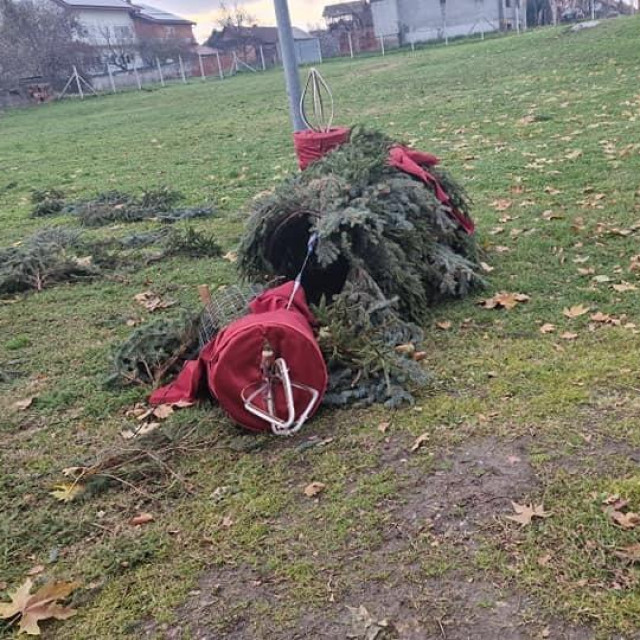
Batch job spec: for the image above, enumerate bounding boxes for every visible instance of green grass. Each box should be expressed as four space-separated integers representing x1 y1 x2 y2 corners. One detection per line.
2 18 640 639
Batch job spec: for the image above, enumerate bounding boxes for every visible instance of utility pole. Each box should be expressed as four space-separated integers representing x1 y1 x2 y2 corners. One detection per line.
273 0 306 131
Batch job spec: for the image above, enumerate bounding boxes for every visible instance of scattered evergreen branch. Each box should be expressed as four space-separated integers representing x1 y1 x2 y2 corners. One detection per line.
30 188 66 218
106 312 199 387
161 226 223 259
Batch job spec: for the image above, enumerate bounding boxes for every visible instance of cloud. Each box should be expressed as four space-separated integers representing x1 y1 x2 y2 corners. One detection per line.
150 0 327 42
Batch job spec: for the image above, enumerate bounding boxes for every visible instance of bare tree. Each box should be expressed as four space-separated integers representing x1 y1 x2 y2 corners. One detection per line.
95 25 137 71
206 1 257 61
0 0 89 86
216 1 256 30
138 35 192 67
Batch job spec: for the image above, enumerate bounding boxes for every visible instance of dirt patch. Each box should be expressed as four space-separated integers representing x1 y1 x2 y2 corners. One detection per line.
394 437 537 537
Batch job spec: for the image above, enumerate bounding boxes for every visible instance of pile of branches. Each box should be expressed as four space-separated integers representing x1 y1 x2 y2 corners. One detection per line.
238 128 483 406
0 225 222 297
30 187 216 226
0 228 101 295
106 312 199 387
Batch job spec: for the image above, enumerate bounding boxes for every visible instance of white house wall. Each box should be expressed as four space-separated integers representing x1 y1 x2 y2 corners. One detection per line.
372 0 520 44
62 7 134 45
371 0 400 37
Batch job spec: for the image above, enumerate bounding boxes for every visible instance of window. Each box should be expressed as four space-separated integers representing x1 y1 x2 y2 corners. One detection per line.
113 25 133 40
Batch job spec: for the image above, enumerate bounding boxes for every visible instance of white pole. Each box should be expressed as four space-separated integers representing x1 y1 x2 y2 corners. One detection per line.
411 41 415 52
156 57 165 87
133 60 142 90
73 65 84 99
515 4 520 33
260 45 266 71
199 54 206 79
379 35 385 56
179 54 187 83
107 64 116 93
591 0 595 19
216 51 224 79
348 31 354 58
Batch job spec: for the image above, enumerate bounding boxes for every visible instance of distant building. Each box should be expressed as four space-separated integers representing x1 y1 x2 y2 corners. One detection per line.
47 0 195 70
209 25 322 67
321 1 377 55
370 0 524 44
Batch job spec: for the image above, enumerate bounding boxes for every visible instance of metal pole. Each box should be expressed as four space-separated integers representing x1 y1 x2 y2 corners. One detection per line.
199 53 206 80
216 51 224 79
515 4 520 33
179 54 187 83
411 41 415 53
107 64 116 93
156 57 165 87
73 65 84 99
348 31 354 58
273 0 306 131
260 45 266 71
379 35 385 56
133 60 142 90
591 0 595 19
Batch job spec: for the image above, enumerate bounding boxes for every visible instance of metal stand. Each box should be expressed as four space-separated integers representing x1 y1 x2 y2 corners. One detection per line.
59 65 97 100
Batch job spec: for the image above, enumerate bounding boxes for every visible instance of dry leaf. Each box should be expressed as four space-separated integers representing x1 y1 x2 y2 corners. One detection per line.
50 484 84 503
609 510 640 530
120 422 160 440
26 566 45 577
613 283 637 293
590 312 611 323
303 482 326 497
394 343 415 355
560 332 579 341
412 351 427 362
221 516 234 528
614 543 640 562
436 321 452 330
133 291 176 312
223 251 238 263
540 323 556 334
541 210 564 221
128 513 154 526
537 553 553 567
479 292 530 310
491 199 512 211
505 501 551 526
378 422 390 434
411 433 429 452
563 305 590 319
14 397 35 411
152 404 174 420
0 578 78 635
480 261 495 273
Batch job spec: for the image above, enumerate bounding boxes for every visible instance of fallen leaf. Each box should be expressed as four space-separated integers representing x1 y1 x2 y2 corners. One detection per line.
14 397 35 411
0 578 78 635
394 343 415 355
565 149 583 160
505 501 551 526
479 292 530 310
629 255 640 273
613 283 637 293
609 510 640 530
26 566 45 577
614 543 640 562
411 433 429 452
221 516 234 528
303 482 326 497
378 421 390 434
590 312 611 323
133 291 176 312
152 404 174 420
120 422 160 440
560 332 579 341
540 323 556 334
128 513 154 526
507 455 521 465
412 351 427 362
541 210 564 221
436 321 452 330
491 199 512 211
563 304 590 319
61 467 87 479
537 553 553 567
50 484 84 503
592 274 611 284
480 261 495 273
223 251 238 263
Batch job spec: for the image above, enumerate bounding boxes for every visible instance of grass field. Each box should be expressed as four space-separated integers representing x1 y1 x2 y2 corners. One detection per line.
2 17 640 639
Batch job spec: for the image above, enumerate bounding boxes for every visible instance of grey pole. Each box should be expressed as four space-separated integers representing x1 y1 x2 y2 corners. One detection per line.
273 0 306 131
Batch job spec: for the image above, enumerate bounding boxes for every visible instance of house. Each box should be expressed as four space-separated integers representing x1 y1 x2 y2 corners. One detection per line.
209 25 322 67
370 0 524 44
47 0 196 70
321 1 378 55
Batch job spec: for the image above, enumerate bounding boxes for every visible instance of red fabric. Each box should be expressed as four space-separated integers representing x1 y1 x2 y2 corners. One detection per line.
150 282 327 433
388 145 475 235
293 127 351 170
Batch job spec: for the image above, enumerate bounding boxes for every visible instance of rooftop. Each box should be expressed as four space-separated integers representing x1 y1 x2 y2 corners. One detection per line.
132 3 195 25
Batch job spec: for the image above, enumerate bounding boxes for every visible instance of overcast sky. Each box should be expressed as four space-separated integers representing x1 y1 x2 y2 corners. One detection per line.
152 0 327 42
